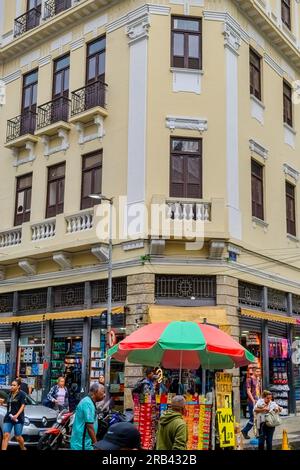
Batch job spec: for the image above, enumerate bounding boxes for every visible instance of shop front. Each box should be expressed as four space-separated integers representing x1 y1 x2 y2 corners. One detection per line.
0 325 11 388
239 309 297 416
293 324 300 413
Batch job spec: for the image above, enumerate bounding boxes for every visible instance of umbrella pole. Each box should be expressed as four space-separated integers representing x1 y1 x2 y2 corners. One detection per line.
202 368 206 395
179 350 183 393
211 384 216 451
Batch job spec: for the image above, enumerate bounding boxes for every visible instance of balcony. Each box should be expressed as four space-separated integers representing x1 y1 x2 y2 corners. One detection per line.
31 220 56 241
70 81 108 124
14 8 41 38
35 96 71 137
44 0 72 19
5 111 38 161
65 210 94 234
0 228 22 248
166 200 211 221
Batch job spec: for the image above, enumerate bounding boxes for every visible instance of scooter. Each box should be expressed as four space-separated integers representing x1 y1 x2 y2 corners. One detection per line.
96 409 134 441
37 409 74 450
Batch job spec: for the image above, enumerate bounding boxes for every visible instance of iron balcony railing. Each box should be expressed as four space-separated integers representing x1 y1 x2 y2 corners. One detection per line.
6 110 37 143
44 0 72 19
37 96 70 130
14 7 41 37
71 80 107 117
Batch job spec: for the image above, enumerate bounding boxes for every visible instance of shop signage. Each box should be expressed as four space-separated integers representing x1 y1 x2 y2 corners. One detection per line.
215 372 233 408
216 408 235 448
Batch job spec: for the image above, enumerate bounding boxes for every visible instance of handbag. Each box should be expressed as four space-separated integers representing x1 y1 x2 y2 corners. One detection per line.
265 410 281 427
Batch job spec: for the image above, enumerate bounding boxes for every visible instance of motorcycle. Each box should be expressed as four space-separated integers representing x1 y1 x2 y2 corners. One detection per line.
37 409 74 450
96 409 134 441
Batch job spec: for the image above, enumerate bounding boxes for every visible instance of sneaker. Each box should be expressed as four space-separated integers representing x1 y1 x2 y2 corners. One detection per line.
242 431 251 440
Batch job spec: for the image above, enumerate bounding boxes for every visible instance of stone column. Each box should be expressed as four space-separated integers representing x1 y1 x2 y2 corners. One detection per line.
216 275 240 420
124 273 155 408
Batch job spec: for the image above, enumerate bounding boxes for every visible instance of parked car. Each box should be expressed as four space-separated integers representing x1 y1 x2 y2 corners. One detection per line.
0 388 58 447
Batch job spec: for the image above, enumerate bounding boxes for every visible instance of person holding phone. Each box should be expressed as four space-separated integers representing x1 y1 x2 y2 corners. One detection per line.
0 379 27 450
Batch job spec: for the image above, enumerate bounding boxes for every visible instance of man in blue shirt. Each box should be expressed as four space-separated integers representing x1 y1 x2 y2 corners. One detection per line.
70 383 105 450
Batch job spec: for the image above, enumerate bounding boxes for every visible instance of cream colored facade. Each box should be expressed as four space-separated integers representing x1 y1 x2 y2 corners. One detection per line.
1 0 300 413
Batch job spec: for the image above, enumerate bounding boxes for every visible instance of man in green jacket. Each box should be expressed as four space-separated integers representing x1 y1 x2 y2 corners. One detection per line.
156 395 188 450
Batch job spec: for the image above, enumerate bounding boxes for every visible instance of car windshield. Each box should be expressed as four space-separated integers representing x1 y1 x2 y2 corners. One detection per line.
0 389 38 405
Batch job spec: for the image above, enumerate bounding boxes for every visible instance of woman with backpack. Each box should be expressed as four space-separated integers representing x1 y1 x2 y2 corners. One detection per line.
254 390 282 450
44 377 69 411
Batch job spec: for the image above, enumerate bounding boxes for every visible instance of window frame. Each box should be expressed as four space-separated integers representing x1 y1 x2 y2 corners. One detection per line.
283 80 293 127
80 151 103 210
169 137 202 199
251 159 264 221
286 181 296 236
14 173 33 227
86 35 106 85
52 53 70 99
249 48 262 101
281 0 291 30
171 15 202 70
46 162 66 219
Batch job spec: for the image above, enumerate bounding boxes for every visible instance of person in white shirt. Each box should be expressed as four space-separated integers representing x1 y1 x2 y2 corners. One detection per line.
46 377 69 411
254 390 282 450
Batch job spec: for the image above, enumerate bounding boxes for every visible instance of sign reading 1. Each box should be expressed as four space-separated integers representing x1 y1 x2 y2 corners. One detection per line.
216 408 235 448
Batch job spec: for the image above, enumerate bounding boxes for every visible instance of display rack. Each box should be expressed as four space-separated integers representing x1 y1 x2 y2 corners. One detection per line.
90 347 103 383
18 345 43 401
0 349 9 387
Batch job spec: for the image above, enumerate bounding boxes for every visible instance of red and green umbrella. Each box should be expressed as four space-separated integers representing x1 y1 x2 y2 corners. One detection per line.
108 321 255 370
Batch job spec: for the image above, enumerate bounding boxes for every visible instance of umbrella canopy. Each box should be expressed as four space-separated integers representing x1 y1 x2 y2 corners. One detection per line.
108 321 255 369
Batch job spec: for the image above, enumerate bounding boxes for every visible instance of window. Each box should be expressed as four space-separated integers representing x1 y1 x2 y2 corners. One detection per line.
46 163 65 218
52 54 70 122
171 16 202 69
170 138 202 198
81 152 102 210
251 160 264 220
286 182 296 236
283 81 293 127
15 173 32 226
282 0 291 29
249 48 261 100
86 36 106 84
21 69 38 135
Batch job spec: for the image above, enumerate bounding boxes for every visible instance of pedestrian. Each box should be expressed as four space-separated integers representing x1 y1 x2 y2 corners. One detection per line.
254 390 282 451
241 365 261 439
132 367 158 396
15 377 29 395
44 376 69 411
0 379 27 450
156 395 188 450
99 374 105 386
70 382 105 450
94 422 141 450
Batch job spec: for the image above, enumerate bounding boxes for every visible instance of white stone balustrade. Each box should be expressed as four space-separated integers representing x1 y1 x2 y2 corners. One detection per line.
31 220 56 241
166 201 211 221
65 210 94 234
0 228 22 247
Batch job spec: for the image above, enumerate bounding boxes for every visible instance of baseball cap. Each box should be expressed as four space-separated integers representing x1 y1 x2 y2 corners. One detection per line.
94 422 141 450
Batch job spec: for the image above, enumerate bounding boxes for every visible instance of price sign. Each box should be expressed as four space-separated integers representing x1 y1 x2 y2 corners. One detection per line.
215 372 233 409
216 408 235 448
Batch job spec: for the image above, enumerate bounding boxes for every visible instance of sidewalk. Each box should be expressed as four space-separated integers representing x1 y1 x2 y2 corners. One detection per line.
240 415 300 449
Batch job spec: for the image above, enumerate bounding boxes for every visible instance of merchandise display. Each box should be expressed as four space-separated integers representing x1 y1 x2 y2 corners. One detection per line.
0 344 10 387
18 343 43 400
51 337 82 391
268 337 290 415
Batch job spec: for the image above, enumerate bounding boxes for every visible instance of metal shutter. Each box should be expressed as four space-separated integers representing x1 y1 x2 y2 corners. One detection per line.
239 316 262 333
91 314 125 330
19 322 44 337
0 325 12 340
53 319 84 338
268 321 288 337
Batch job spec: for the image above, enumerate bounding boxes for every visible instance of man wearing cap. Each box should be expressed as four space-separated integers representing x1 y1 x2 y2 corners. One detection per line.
94 422 141 450
156 396 188 450
132 368 158 397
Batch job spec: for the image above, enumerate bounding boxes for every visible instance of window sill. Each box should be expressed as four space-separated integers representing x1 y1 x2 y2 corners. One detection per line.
283 122 296 135
250 95 265 109
287 234 299 243
170 68 204 75
252 217 269 231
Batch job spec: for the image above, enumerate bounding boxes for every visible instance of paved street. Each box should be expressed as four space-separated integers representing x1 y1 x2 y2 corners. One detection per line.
241 415 300 449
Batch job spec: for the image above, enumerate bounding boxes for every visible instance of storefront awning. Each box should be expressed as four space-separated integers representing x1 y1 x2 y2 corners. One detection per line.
0 306 124 324
148 305 228 327
240 308 297 324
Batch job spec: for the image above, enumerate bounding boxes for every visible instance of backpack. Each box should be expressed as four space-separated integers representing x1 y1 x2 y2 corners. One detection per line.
265 410 281 428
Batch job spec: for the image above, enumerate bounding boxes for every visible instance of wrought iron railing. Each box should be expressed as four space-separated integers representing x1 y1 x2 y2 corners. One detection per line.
267 288 288 313
44 0 72 19
239 282 263 309
0 293 14 313
155 275 216 300
37 96 70 130
91 277 127 304
54 283 85 309
19 289 48 313
71 81 107 117
6 110 37 142
14 7 41 37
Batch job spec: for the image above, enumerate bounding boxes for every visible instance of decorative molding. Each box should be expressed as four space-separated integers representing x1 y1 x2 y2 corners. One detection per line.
84 14 108 35
3 70 21 84
18 259 37 276
223 22 241 55
53 252 72 270
284 123 296 149
252 217 269 232
227 244 241 255
171 69 203 94
38 55 51 67
166 116 208 133
209 240 226 260
122 240 144 251
51 32 72 52
0 267 6 281
70 37 85 51
126 14 150 44
264 53 284 77
249 139 269 160
91 245 109 262
250 95 265 125
41 128 70 157
75 114 105 145
107 4 170 34
20 49 40 68
283 163 300 182
12 141 36 167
